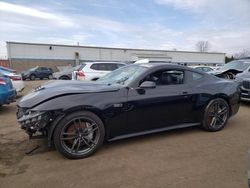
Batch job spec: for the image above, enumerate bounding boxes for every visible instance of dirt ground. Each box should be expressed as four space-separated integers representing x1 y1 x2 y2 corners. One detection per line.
0 80 250 188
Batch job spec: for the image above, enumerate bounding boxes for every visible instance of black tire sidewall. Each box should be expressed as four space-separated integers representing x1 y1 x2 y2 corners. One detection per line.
30 74 35 80
53 111 105 159
203 98 229 132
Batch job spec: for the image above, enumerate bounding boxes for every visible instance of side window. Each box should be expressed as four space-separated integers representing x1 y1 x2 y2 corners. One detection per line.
90 63 100 70
141 69 184 86
106 63 117 71
90 63 124 71
117 63 125 68
191 72 203 81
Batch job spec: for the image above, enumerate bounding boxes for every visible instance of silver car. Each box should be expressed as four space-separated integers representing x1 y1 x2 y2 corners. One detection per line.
53 65 85 80
235 66 250 101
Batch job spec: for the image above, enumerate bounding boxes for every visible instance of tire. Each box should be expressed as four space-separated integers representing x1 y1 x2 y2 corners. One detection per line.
59 76 70 80
227 72 235 80
91 78 99 81
221 73 229 79
222 72 235 80
202 98 230 132
53 111 105 159
48 74 53 80
29 74 36 80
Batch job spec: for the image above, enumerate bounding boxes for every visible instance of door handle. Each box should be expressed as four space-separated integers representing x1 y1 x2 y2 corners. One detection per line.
182 91 188 94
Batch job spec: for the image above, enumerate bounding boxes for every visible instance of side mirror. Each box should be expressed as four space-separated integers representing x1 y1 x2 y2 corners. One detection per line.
139 81 156 89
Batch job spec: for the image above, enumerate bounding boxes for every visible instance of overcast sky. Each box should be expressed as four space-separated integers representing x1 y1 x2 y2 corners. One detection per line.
0 0 250 58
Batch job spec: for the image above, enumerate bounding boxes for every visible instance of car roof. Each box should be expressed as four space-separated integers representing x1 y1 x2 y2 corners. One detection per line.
84 61 126 64
136 63 195 70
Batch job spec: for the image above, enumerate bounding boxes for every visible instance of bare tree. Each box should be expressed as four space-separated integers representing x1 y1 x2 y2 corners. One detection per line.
234 49 250 59
196 41 210 52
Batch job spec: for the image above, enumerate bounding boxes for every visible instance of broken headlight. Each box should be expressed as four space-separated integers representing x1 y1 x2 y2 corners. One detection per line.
18 110 50 133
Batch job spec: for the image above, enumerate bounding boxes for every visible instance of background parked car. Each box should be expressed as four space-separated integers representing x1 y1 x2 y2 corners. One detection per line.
189 66 214 72
76 62 126 81
235 69 250 101
0 66 17 73
22 66 54 80
209 59 250 79
0 73 16 106
0 66 25 92
53 65 85 80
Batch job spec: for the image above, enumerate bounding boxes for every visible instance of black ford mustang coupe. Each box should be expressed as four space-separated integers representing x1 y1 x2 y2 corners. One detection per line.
17 64 241 159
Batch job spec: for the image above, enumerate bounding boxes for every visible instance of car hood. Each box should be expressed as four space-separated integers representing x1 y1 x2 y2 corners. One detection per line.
18 80 121 108
236 72 250 80
209 67 242 75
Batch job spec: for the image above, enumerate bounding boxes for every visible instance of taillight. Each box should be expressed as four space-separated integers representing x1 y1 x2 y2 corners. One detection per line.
77 71 85 77
9 76 21 81
0 78 6 85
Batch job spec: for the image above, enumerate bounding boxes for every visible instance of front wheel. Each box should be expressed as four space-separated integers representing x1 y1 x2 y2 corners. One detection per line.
48 74 53 80
221 72 235 80
53 111 105 159
202 98 230 132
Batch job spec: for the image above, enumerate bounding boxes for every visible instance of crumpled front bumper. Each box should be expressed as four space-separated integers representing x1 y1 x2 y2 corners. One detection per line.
17 107 51 135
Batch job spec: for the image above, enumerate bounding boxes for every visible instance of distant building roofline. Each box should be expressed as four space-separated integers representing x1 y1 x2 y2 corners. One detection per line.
6 41 225 55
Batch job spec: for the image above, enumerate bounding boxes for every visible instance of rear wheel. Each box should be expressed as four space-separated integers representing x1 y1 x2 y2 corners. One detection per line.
91 78 99 81
29 74 36 80
53 111 105 159
59 75 70 80
202 98 229 132
48 74 53 79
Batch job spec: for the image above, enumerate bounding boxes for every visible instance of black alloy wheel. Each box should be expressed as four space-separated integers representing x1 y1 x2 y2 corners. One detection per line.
53 111 105 159
203 98 229 131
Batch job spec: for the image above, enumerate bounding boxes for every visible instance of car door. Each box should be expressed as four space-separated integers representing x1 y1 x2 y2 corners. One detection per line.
88 63 108 80
34 67 43 78
124 69 196 135
41 67 50 77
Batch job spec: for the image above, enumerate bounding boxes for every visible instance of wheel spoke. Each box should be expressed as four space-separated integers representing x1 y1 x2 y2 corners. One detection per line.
71 138 79 152
76 138 81 153
81 137 92 148
216 116 225 125
87 137 96 145
210 117 217 127
86 123 96 130
87 126 98 134
218 107 227 115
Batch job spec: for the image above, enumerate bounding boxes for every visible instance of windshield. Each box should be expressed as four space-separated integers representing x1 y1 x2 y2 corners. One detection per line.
29 67 38 71
97 64 148 86
0 66 15 73
221 60 250 71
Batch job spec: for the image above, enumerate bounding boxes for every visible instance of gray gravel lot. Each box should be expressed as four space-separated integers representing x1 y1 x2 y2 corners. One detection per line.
0 80 250 188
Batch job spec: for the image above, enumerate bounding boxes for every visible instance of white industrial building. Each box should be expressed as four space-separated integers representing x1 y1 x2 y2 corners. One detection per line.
6 41 225 71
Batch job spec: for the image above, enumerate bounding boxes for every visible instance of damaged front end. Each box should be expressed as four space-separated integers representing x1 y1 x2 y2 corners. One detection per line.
17 107 52 138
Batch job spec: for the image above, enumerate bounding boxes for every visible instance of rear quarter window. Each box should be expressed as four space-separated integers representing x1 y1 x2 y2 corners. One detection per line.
90 63 123 71
191 72 203 81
